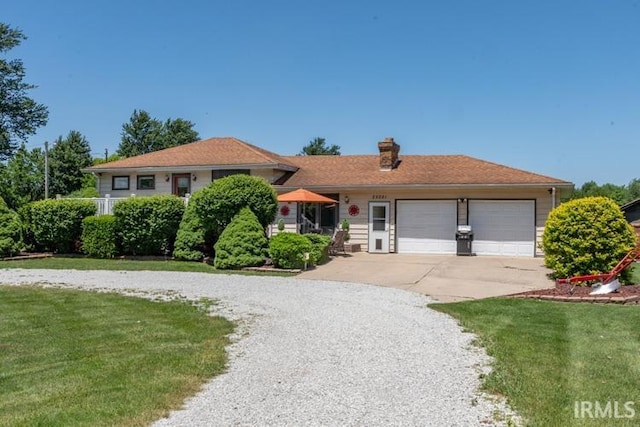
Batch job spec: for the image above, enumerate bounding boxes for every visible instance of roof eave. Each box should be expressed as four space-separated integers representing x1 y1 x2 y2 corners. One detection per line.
84 163 299 174
273 182 575 192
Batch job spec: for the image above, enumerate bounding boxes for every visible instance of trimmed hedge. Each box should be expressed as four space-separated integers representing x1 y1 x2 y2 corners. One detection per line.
269 232 313 269
174 175 277 260
0 197 22 257
542 196 637 279
214 207 268 269
81 215 118 258
303 233 331 265
113 195 185 256
28 199 96 253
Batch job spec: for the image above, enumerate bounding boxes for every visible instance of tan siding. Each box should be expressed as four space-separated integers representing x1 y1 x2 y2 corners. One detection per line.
269 202 298 236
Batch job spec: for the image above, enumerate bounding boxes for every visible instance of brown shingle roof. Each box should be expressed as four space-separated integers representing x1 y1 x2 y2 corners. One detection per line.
279 155 571 187
88 137 297 170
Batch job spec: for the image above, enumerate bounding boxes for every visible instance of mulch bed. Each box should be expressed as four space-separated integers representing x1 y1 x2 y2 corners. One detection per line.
512 282 640 304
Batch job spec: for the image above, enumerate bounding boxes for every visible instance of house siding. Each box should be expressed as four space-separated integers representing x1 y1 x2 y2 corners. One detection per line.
334 188 557 256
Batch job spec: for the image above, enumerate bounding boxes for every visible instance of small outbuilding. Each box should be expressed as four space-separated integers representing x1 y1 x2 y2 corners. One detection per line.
621 198 640 224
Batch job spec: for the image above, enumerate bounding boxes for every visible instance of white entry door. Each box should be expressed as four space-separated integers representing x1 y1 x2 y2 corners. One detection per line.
368 202 390 253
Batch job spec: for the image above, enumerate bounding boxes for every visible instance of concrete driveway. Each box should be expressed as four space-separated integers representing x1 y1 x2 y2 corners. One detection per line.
297 253 555 302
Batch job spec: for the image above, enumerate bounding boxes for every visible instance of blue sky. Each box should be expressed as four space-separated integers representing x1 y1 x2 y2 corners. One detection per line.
5 1 640 186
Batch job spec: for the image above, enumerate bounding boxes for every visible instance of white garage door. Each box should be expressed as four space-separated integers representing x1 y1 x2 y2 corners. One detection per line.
468 200 535 257
397 200 457 254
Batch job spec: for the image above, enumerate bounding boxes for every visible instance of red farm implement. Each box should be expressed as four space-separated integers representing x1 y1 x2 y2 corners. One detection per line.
556 242 640 293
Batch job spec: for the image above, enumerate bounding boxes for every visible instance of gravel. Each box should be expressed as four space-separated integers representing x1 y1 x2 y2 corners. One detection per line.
0 269 518 426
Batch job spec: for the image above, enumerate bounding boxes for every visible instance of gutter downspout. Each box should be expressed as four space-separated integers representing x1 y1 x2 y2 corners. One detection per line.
551 187 556 209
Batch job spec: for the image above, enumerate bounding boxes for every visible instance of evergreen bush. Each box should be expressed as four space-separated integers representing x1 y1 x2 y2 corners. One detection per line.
214 207 268 269
0 197 22 257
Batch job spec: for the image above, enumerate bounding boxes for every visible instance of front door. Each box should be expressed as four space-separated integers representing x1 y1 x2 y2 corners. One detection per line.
172 173 191 197
368 201 390 253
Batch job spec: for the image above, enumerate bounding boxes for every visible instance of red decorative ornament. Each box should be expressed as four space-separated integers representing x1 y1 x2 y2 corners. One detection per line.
348 204 360 216
280 205 290 216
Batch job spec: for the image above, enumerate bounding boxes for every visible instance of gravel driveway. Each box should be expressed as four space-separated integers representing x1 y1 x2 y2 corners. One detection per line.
0 269 517 426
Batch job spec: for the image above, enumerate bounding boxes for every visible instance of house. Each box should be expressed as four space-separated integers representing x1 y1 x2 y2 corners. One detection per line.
621 198 640 224
86 137 573 257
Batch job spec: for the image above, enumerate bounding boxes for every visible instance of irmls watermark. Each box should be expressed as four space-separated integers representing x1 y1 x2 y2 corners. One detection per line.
574 401 636 419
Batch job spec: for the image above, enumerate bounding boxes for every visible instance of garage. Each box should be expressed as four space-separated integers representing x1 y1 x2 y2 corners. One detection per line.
396 200 457 254
468 200 535 257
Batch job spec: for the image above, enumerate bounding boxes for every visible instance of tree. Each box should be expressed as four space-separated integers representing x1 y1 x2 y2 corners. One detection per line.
0 23 48 160
117 110 199 157
0 143 44 210
162 118 199 149
48 130 93 197
627 179 640 202
299 137 340 155
571 180 640 205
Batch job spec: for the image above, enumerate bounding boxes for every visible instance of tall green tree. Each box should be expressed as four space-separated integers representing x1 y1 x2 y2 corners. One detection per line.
299 137 341 155
571 180 639 205
117 110 199 157
162 117 199 148
0 143 44 210
48 130 93 197
0 23 48 160
627 179 640 202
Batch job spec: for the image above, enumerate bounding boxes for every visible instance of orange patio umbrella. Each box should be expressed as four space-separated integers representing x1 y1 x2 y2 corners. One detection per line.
277 188 338 204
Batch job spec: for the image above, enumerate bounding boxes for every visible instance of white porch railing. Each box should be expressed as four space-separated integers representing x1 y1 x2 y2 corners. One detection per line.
65 195 190 216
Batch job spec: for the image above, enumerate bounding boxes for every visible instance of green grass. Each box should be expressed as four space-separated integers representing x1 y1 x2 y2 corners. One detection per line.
433 299 640 426
0 286 234 426
0 256 295 276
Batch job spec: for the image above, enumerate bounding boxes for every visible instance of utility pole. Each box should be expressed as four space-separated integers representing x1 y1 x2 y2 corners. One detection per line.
105 148 108 162
44 141 49 199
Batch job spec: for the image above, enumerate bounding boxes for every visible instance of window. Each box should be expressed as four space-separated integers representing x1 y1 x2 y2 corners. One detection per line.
136 175 155 190
211 169 250 181
112 176 130 190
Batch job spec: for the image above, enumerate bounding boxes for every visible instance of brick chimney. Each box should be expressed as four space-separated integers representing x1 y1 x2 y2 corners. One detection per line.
378 137 400 170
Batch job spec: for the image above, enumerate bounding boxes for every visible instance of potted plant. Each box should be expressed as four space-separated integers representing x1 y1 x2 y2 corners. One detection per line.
340 219 360 252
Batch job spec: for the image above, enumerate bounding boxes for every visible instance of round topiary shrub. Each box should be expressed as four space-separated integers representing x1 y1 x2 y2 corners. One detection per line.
0 196 22 257
214 207 268 269
174 174 277 261
269 232 313 269
542 196 637 279
195 174 277 236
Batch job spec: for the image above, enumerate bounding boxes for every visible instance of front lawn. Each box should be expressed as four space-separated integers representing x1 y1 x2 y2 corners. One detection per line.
0 286 234 426
0 256 295 276
433 298 640 426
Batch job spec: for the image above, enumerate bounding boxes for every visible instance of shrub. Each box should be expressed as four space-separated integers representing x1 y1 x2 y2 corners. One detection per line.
174 175 277 260
341 219 350 242
303 233 332 265
269 232 313 269
173 198 207 261
17 203 39 252
81 215 118 258
195 174 277 235
542 196 637 279
277 218 285 232
113 195 185 256
29 199 96 253
214 207 268 269
0 197 22 257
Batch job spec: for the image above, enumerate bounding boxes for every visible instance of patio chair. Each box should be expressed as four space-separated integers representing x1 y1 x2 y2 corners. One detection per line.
329 230 346 256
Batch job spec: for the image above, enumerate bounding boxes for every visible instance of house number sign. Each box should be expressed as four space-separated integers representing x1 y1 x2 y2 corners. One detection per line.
371 194 387 200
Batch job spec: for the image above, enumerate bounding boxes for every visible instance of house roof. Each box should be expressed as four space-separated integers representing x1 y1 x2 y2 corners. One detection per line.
278 155 572 188
86 136 572 188
621 198 640 210
87 137 298 171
